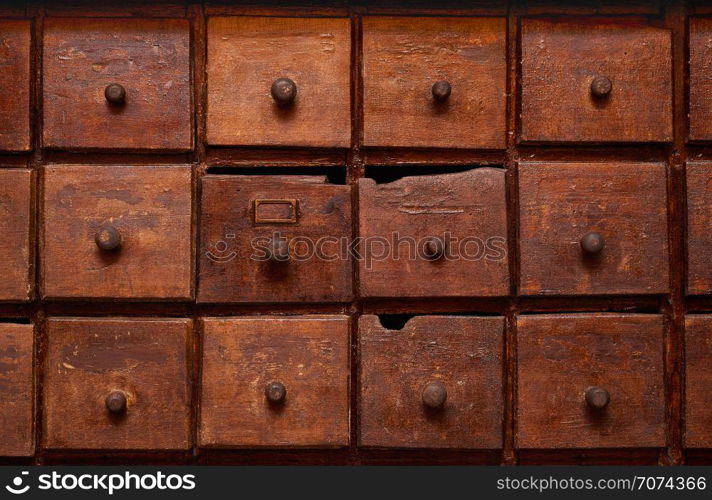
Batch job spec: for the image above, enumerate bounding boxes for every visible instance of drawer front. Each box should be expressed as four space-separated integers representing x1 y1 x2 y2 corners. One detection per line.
0 324 34 456
518 162 668 296
359 315 503 449
359 169 509 298
690 18 712 141
42 165 193 300
363 17 506 149
43 318 191 450
198 176 352 303
685 316 712 448
206 16 351 148
43 18 191 150
517 314 665 449
686 163 712 294
0 20 30 151
521 18 672 143
0 169 32 301
200 316 349 447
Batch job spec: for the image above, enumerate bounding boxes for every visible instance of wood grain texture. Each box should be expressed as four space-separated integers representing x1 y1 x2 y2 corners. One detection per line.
198 176 352 303
0 20 30 151
43 18 192 150
686 162 712 294
43 317 191 450
359 315 503 449
517 313 665 449
359 169 509 298
363 16 506 149
689 18 712 141
206 16 351 147
0 169 32 301
42 165 193 300
520 18 672 143
199 316 350 447
685 315 712 448
0 324 34 456
518 162 669 295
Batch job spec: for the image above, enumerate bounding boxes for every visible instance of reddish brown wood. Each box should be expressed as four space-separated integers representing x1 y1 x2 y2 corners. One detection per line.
0 323 34 456
199 316 350 447
520 18 672 143
518 162 669 295
517 313 665 449
362 16 506 149
42 18 192 150
525 1 661 14
359 315 504 449
689 18 712 141
0 20 30 151
686 162 712 294
42 165 193 300
359 169 509 298
198 175 352 303
0 169 32 301
43 317 191 450
206 16 351 148
684 315 712 448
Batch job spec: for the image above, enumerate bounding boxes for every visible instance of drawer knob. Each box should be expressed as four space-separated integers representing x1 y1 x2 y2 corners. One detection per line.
271 77 297 105
580 231 605 255
585 386 610 410
265 381 287 405
423 237 445 260
95 225 122 251
267 236 290 262
104 83 127 105
105 390 128 414
422 381 447 409
431 80 452 102
590 76 612 99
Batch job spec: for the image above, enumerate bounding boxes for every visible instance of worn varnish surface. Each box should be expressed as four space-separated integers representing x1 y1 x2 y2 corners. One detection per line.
359 315 503 449
0 324 34 456
199 175 352 303
518 162 669 295
359 169 509 298
0 169 32 301
684 316 712 448
43 318 191 450
43 18 192 150
517 314 665 449
363 16 506 149
207 16 351 147
0 20 30 151
689 18 712 141
686 162 712 294
42 165 193 300
200 316 349 447
520 18 672 143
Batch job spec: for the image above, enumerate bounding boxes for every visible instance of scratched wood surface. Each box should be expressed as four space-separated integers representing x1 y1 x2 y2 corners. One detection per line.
685 316 712 448
0 169 32 301
686 162 712 294
0 20 30 151
0 324 34 456
689 18 712 141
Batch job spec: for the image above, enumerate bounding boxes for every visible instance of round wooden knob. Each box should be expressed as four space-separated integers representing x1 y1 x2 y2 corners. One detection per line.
431 80 452 102
422 381 447 409
590 76 612 98
265 381 287 404
267 237 289 262
271 77 297 105
95 225 122 251
423 237 445 260
585 386 610 410
580 231 604 255
104 83 126 105
105 390 127 414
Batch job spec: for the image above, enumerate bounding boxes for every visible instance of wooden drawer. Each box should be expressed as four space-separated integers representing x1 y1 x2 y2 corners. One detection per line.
685 315 712 448
198 175 352 303
363 17 506 149
0 323 34 456
206 17 351 148
686 163 712 294
200 316 349 448
0 169 32 302
517 314 665 449
518 162 669 296
43 318 191 450
43 18 192 150
0 20 31 151
41 165 193 300
359 169 509 298
359 315 503 449
520 18 672 143
690 18 712 141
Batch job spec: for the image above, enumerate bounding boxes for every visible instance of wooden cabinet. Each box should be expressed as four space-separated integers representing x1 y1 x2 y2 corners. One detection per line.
0 169 32 302
0 323 34 456
0 20 30 151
